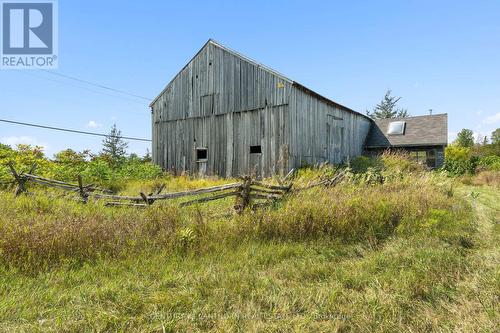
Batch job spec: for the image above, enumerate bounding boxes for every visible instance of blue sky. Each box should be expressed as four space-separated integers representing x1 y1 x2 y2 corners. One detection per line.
1 0 499 157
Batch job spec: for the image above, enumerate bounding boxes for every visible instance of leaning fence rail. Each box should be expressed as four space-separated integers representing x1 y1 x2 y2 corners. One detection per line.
5 163 345 213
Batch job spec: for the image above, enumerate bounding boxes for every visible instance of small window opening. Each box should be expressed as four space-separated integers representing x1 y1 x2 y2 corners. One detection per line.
196 148 207 161
250 145 262 154
387 121 406 135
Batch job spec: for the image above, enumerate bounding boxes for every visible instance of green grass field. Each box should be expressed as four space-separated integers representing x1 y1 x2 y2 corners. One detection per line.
0 164 498 332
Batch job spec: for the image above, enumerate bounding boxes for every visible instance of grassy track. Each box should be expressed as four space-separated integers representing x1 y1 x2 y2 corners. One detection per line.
447 185 499 331
0 182 498 332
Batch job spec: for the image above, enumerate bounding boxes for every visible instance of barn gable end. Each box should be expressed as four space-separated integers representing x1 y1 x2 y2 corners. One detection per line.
151 40 372 177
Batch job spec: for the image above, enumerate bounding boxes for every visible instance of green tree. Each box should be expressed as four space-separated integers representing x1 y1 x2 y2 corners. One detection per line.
101 124 128 161
454 129 475 148
492 128 500 145
367 90 410 119
0 143 12 151
53 149 88 165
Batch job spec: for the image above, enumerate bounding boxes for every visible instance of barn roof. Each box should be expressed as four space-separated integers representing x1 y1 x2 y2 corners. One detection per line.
150 39 370 120
364 114 448 148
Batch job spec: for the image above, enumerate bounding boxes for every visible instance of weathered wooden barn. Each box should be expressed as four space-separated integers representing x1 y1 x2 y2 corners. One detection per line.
150 39 372 177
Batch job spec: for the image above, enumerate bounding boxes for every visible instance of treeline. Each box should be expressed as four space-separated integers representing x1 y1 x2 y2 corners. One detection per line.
0 125 162 187
444 128 500 175
0 144 162 186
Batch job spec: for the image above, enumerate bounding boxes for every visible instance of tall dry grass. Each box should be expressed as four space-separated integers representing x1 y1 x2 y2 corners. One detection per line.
0 154 473 272
236 173 471 244
461 170 500 187
0 196 182 270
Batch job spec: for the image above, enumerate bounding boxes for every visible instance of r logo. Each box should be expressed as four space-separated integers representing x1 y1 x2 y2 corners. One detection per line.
2 2 53 54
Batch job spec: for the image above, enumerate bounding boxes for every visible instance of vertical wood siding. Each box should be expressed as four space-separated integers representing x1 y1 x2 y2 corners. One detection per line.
151 41 371 177
288 88 371 167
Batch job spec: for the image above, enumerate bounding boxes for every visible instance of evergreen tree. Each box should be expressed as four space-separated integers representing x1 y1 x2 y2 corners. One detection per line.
101 124 128 161
454 129 474 148
367 90 410 119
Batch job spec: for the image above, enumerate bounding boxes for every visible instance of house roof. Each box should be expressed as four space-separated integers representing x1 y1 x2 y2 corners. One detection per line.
364 114 448 148
150 39 370 120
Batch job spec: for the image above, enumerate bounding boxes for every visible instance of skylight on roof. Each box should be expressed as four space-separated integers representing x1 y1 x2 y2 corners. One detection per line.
387 121 406 135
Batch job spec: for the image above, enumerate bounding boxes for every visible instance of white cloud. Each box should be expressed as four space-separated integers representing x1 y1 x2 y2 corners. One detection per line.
482 112 500 125
86 120 101 128
0 136 49 151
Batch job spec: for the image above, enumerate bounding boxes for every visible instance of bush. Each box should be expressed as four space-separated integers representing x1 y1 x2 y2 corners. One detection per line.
117 159 163 180
477 155 500 171
0 145 165 188
82 159 113 181
350 156 382 173
443 146 478 175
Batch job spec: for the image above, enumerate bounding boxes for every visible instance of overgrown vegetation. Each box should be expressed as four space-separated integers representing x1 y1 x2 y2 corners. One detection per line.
0 148 498 331
443 127 500 178
0 144 162 191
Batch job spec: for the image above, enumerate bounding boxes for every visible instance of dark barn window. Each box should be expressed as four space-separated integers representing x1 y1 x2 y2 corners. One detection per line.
196 148 207 161
250 145 262 154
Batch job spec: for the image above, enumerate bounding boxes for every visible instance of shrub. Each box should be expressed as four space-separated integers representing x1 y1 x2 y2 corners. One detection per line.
443 146 478 175
82 158 113 181
350 156 382 173
477 155 500 171
117 159 163 180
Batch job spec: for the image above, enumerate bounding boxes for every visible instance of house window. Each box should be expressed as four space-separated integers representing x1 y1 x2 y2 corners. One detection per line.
196 148 207 161
250 145 262 154
426 149 436 168
387 121 406 135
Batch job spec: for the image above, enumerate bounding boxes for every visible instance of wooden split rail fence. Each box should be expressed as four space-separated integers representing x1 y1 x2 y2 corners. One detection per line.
5 163 346 213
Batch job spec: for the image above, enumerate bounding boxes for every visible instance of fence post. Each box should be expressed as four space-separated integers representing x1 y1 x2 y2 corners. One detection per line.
8 162 35 197
234 176 252 214
77 175 89 203
140 192 153 205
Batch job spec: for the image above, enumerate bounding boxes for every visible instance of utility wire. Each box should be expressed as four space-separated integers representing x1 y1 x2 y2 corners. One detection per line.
0 118 151 142
20 71 148 106
40 69 153 101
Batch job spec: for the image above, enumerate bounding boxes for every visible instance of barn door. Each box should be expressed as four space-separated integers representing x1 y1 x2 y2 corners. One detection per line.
233 110 262 177
326 115 344 164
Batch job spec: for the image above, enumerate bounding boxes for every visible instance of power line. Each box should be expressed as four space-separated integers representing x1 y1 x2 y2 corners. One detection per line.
20 71 148 106
0 118 151 142
40 69 153 101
